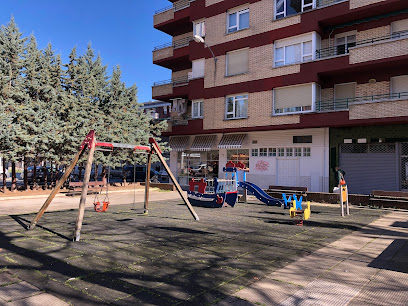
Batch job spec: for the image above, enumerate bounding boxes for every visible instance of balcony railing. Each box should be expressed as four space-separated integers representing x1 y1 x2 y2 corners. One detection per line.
153 75 190 87
154 37 193 51
154 0 193 15
316 29 408 59
315 91 408 112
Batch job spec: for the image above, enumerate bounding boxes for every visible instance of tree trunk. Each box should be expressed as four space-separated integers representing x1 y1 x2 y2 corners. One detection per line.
11 162 16 192
43 164 48 190
51 162 55 187
94 164 98 182
33 160 38 190
23 157 28 190
102 165 107 186
122 163 127 186
78 163 83 181
2 158 6 193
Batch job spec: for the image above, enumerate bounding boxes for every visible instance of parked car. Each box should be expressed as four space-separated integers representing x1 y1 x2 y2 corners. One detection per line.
189 163 213 177
27 166 62 183
124 165 161 182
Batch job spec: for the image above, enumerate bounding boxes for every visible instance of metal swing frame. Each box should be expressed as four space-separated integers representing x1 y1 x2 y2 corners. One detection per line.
28 130 199 242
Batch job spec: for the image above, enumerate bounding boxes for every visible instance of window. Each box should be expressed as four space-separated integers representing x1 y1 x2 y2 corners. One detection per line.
226 94 248 119
334 82 356 101
275 0 315 20
293 135 312 143
303 147 311 157
286 148 293 157
274 83 318 114
295 148 302 156
260 148 268 156
278 148 285 156
391 75 408 94
275 41 312 67
163 106 168 115
226 48 249 76
391 19 408 39
193 20 205 37
228 8 249 33
251 148 259 157
192 101 203 118
227 149 249 168
268 148 277 157
335 31 356 55
192 58 205 79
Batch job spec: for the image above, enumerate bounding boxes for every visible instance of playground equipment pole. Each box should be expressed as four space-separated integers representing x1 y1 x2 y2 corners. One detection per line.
28 149 85 230
73 138 96 241
150 141 199 221
143 148 153 214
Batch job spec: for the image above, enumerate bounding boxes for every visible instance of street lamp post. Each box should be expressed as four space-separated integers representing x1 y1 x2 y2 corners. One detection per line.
194 35 217 84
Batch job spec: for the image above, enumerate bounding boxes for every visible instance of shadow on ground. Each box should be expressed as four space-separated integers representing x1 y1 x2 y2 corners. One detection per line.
0 201 387 305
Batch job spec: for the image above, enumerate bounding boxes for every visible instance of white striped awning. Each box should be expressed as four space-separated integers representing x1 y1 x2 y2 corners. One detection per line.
169 136 189 151
190 135 216 151
218 134 247 149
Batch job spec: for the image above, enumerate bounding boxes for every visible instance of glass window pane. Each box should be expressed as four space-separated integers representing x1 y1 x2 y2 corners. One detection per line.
239 11 249 29
288 0 301 15
276 47 284 61
303 41 312 55
285 44 301 64
229 12 237 32
199 101 203 117
276 0 285 13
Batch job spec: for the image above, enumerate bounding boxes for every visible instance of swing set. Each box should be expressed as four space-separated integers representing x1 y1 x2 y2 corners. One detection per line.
28 130 199 241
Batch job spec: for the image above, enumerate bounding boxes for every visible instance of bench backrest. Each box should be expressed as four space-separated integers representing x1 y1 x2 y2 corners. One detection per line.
268 185 308 192
69 181 104 187
372 190 408 198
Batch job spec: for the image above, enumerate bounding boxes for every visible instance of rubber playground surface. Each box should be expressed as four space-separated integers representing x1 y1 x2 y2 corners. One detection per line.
0 199 391 305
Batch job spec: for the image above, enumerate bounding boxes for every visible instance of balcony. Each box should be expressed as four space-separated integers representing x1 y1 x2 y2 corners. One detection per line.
154 0 192 35
315 91 408 112
152 76 190 99
316 30 408 60
153 36 192 69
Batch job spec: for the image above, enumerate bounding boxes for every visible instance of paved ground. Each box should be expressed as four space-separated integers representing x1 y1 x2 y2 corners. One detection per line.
0 190 406 305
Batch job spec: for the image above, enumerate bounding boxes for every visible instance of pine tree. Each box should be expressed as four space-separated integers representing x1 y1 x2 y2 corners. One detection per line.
0 17 29 191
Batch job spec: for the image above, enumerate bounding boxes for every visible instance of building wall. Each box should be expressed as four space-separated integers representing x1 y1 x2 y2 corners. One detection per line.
153 47 173 62
203 43 301 88
169 127 329 191
173 31 193 43
202 91 300 130
205 1 301 47
350 38 408 64
349 99 408 120
349 0 388 10
154 9 174 26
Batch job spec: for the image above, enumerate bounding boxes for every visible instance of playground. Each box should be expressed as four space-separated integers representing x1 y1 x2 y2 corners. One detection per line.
1 131 407 305
2 191 407 305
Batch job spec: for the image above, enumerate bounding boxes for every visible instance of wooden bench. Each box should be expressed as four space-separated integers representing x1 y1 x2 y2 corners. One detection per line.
66 181 105 196
370 190 408 209
266 185 308 203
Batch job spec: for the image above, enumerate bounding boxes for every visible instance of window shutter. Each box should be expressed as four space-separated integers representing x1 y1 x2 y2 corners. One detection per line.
226 48 249 76
334 83 356 100
192 59 205 78
391 75 408 93
274 84 313 110
392 19 408 33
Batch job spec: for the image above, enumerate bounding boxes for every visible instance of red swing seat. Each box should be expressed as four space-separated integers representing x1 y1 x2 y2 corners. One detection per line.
93 201 109 212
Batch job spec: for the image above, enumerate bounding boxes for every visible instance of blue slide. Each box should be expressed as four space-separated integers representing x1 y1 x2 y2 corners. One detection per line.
238 181 283 206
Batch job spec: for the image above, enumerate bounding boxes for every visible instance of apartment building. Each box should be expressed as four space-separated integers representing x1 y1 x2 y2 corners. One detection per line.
152 0 408 194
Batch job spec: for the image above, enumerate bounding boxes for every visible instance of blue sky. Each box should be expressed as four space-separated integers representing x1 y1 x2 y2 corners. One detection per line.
0 0 173 103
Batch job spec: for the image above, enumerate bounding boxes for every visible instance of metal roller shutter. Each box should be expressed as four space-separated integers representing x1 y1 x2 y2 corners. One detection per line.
339 143 397 195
